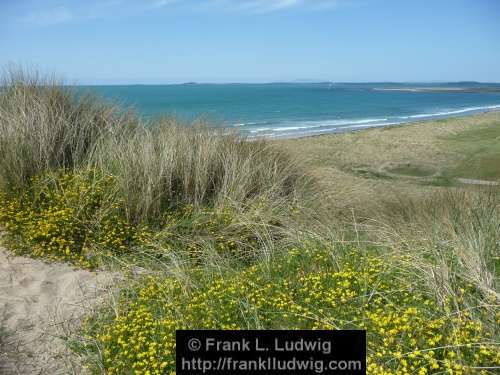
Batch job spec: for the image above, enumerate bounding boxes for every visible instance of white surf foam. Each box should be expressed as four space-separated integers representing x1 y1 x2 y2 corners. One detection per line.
247 103 500 138
265 118 389 132
399 104 500 120
233 121 264 127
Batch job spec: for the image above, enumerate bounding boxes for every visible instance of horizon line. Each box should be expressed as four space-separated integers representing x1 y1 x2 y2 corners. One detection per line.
68 80 500 86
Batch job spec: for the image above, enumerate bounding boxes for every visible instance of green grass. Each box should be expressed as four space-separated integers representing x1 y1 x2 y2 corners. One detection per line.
351 166 393 179
73 187 500 374
422 175 456 187
388 165 435 177
445 123 500 181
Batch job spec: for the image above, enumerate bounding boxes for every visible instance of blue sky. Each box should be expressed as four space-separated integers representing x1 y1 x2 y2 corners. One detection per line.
1 0 499 83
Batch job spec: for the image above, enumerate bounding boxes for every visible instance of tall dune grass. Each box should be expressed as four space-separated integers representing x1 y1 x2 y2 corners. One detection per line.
92 119 308 224
364 188 499 325
0 70 310 226
0 69 134 190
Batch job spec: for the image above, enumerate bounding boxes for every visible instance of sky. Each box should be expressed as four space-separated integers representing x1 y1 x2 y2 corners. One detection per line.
1 0 500 84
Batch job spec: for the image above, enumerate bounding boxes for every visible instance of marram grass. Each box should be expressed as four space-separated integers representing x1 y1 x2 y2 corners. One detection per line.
0 69 310 226
0 69 130 190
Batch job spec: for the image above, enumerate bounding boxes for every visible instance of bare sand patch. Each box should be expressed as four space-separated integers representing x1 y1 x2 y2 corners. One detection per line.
0 244 116 374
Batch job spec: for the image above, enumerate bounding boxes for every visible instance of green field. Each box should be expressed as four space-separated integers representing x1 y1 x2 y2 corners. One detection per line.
280 112 500 213
445 124 500 180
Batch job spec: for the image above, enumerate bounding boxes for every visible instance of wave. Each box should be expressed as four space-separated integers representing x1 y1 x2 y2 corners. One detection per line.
245 103 500 138
233 121 266 127
250 127 273 133
248 118 388 133
399 104 500 119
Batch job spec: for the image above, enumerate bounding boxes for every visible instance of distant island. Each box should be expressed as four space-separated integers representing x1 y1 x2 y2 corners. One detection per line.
373 87 500 93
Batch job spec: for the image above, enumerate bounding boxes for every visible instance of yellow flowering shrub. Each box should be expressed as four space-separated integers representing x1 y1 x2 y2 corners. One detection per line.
85 247 499 374
0 170 150 268
0 168 278 269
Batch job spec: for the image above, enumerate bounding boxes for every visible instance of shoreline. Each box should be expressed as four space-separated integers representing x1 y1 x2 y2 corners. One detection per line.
278 107 500 209
268 107 500 140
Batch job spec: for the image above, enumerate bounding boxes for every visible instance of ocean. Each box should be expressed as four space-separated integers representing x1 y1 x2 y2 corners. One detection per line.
80 82 500 138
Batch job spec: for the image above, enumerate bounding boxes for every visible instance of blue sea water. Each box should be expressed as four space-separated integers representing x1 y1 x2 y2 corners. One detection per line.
80 82 500 138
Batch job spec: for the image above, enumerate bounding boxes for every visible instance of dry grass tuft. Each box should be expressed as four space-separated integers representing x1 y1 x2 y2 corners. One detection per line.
0 68 139 190
92 118 310 224
365 188 499 312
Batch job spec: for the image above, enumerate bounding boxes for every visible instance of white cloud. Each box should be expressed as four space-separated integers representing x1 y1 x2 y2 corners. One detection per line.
25 6 74 25
23 1 126 27
148 0 340 13
22 0 340 27
233 0 303 13
148 0 180 9
195 0 340 13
